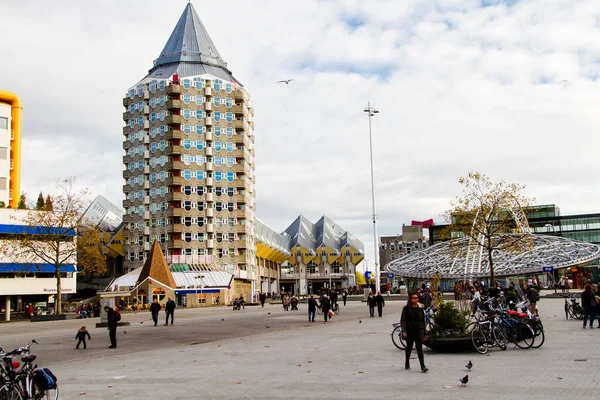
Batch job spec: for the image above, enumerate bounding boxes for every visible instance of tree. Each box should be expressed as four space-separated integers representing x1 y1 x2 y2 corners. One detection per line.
6 178 105 314
17 193 27 209
355 271 366 285
444 172 534 286
44 194 53 211
77 226 108 276
36 192 45 210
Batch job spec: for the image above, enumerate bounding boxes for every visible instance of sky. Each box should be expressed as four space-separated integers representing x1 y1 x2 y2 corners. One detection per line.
1 0 600 270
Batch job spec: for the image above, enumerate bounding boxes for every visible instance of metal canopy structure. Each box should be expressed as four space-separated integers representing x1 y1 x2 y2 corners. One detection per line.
384 234 600 279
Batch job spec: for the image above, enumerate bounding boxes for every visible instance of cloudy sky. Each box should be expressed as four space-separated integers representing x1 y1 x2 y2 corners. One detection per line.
1 0 600 268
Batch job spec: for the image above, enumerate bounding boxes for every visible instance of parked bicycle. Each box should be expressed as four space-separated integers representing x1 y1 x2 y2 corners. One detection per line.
564 295 584 320
0 340 58 400
469 315 508 354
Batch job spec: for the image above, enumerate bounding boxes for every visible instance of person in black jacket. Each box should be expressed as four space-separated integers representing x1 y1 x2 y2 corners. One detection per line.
150 299 161 326
104 306 118 349
321 295 331 322
164 297 176 326
307 295 317 322
75 326 91 349
367 292 375 318
581 284 596 329
401 293 428 373
375 291 385 317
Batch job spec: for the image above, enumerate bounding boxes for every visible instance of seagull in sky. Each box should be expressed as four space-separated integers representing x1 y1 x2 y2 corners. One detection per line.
277 79 293 84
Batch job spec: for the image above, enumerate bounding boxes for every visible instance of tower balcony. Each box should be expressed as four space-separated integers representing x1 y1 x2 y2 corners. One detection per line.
167 100 181 110
165 129 182 140
167 85 181 95
166 115 181 126
166 192 185 202
165 161 182 171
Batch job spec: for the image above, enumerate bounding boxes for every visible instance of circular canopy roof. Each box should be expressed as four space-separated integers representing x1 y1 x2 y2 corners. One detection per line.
384 234 600 279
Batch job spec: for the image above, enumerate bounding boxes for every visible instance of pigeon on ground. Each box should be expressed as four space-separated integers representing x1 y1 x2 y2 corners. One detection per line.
140 321 143 324
359 320 362 323
277 79 293 84
466 360 472 370
265 325 271 329
460 375 469 387
124 331 127 334
268 312 271 315
221 318 224 321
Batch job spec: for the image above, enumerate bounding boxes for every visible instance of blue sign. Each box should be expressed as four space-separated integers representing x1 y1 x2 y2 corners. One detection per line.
364 271 372 280
387 273 394 278
542 266 554 273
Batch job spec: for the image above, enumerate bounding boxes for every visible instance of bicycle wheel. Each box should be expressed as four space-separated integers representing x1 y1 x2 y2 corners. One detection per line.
471 325 489 354
391 325 406 350
492 324 508 351
573 306 584 320
32 385 59 400
514 321 535 349
0 384 24 400
564 302 570 319
530 322 545 349
334 304 339 315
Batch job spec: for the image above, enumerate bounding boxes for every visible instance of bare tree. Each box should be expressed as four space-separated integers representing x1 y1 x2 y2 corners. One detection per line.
6 178 105 314
444 172 534 286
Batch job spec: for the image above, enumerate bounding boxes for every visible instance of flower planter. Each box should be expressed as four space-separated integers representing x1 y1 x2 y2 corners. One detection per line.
423 336 475 353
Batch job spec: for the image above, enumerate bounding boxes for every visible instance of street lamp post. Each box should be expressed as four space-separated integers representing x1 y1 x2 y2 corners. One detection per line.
544 224 558 293
364 102 381 294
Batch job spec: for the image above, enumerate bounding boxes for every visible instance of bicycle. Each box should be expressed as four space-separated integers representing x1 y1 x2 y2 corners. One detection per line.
469 316 508 354
0 340 58 400
498 313 536 349
564 295 583 320
391 323 406 350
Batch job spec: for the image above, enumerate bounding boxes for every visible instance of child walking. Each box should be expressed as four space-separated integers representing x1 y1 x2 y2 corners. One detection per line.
75 326 91 349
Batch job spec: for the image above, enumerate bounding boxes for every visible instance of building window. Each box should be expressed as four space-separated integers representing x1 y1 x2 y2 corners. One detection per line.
307 261 317 274
0 117 8 130
332 261 341 273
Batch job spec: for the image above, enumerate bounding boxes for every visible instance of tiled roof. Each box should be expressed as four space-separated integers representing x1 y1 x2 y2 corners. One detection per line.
145 3 240 83
138 241 177 288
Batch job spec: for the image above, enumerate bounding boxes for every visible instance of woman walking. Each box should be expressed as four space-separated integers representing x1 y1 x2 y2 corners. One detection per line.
401 293 428 373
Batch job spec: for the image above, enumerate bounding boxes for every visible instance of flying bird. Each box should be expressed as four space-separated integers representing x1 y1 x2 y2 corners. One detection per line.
265 325 271 329
277 79 293 85
466 360 472 370
460 375 469 387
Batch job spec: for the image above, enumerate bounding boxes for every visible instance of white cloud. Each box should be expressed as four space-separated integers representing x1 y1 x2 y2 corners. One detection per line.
1 0 600 265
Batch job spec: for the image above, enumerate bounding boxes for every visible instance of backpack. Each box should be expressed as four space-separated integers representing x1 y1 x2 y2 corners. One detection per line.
33 368 57 391
115 310 121 322
530 288 540 302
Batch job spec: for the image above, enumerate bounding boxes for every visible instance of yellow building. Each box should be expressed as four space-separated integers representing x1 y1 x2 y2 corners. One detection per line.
0 90 22 208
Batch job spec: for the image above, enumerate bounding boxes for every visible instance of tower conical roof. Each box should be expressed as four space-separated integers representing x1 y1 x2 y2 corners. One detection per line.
146 3 241 84
138 241 177 288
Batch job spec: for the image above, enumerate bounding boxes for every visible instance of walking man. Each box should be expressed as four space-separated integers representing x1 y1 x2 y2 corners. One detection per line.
104 306 118 349
164 297 175 326
342 289 348 306
308 295 317 322
375 291 385 317
259 292 266 307
150 299 161 326
367 292 375 318
321 295 331 322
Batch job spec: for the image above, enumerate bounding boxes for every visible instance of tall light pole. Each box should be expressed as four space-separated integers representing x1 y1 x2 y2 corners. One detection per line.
544 224 558 293
364 102 381 294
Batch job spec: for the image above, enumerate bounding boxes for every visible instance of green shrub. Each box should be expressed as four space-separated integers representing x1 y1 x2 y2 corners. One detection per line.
428 301 470 338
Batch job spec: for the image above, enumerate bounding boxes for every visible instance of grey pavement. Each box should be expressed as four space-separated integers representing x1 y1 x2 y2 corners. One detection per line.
0 298 597 399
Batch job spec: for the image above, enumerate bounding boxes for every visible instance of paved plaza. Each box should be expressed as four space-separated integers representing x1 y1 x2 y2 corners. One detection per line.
0 297 598 399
